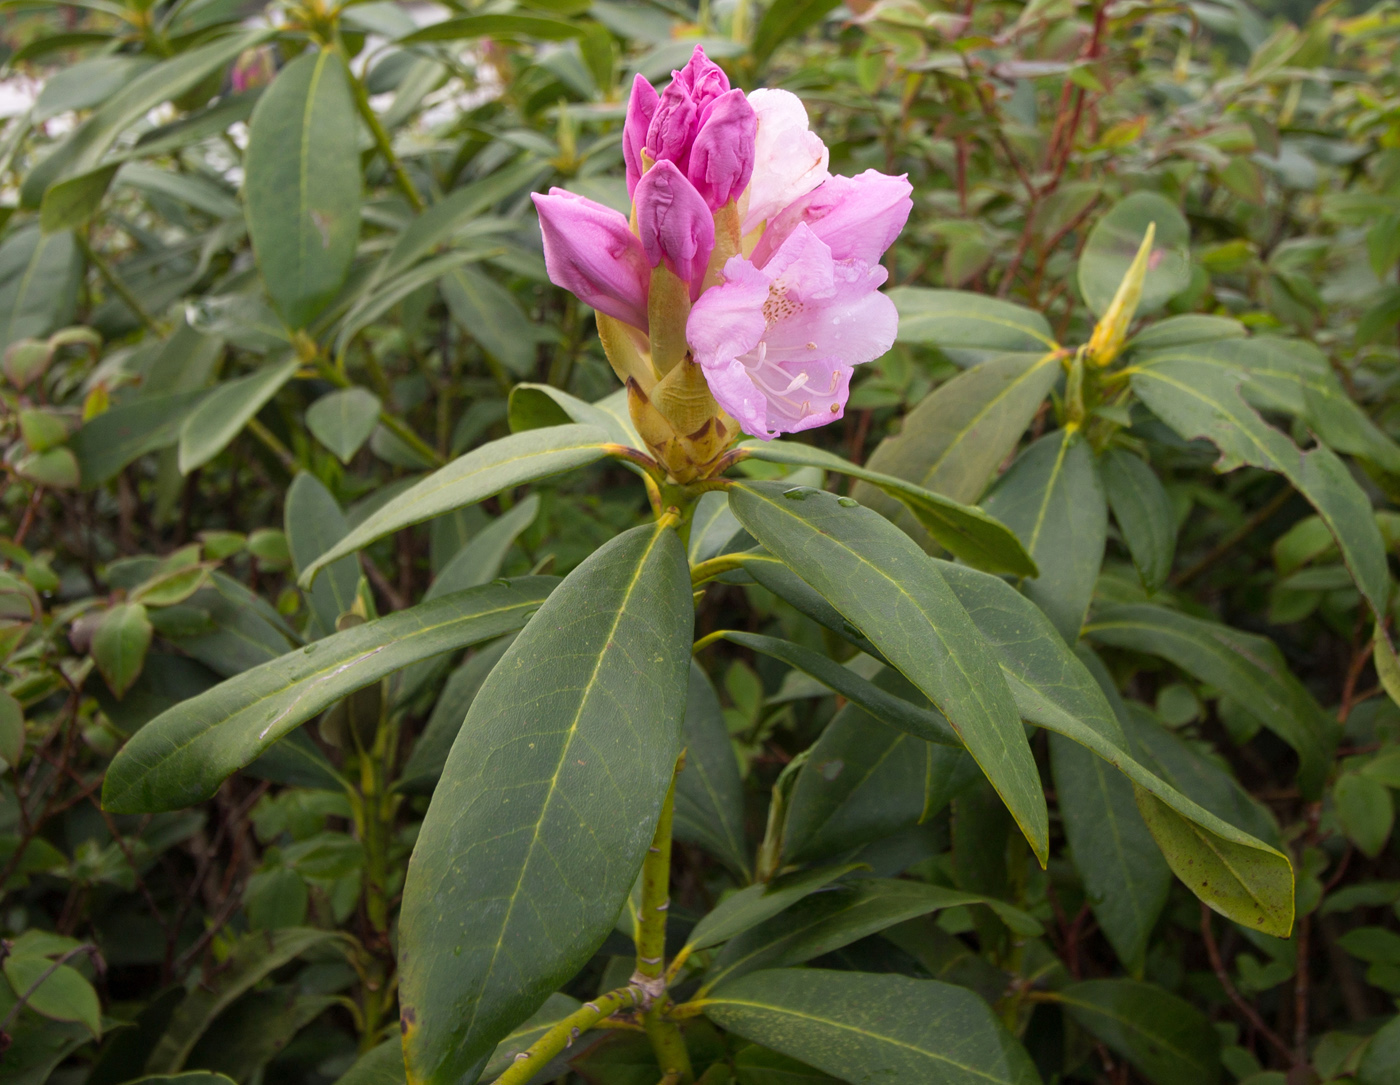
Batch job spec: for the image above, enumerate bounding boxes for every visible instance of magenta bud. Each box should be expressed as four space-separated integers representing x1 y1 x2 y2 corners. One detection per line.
687 89 757 210
623 74 659 199
532 189 650 330
634 161 715 297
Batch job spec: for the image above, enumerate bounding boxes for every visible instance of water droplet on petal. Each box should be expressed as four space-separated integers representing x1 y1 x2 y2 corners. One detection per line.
837 496 858 508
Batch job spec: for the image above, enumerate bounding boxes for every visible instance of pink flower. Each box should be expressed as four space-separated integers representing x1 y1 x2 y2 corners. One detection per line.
532 189 650 331
634 161 715 298
686 224 898 439
743 89 830 234
623 74 659 199
688 89 757 210
751 170 913 268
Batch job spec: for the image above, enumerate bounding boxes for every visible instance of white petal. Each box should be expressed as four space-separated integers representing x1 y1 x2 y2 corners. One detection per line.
742 89 830 234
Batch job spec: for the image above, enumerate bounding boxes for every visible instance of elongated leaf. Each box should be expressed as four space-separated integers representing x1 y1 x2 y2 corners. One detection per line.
39 161 120 231
1086 603 1334 797
889 287 1057 356
102 578 556 813
940 566 1293 935
1102 448 1177 592
688 865 864 953
244 50 361 329
785 668 977 864
441 264 536 377
982 428 1106 641
701 969 1041 1085
727 481 1048 865
178 357 299 474
285 473 360 638
300 425 617 586
337 250 486 359
69 389 208 488
1050 732 1170 974
706 880 1042 993
397 13 586 44
855 352 1061 542
1129 350 1389 614
145 928 342 1074
19 30 270 208
0 225 81 349
675 663 750 878
738 443 1036 577
1079 193 1191 316
751 0 840 67
398 523 692 1085
706 631 958 746
508 383 641 448
3 955 101 1037
1056 979 1221 1085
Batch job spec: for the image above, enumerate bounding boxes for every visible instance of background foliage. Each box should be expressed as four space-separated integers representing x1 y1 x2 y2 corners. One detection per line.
3 0 1400 1083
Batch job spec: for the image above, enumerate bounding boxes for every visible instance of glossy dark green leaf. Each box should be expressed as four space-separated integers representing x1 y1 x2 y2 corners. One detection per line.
244 50 361 330
1057 979 1221 1085
2 955 101 1037
734 1045 839 1085
855 352 1060 543
177 357 299 474
1085 603 1335 797
307 388 382 464
982 428 1106 641
1334 773 1394 858
1050 732 1170 974
720 632 960 752
728 481 1048 865
687 865 864 953
1102 448 1177 592
1129 349 1389 615
1079 193 1191 316
285 472 361 638
888 287 1057 357
701 969 1041 1085
784 668 977 864
441 264 536 377
300 425 616 586
93 602 153 699
705 880 1042 992
0 225 81 350
102 578 556 813
675 663 750 878
738 443 1036 577
398 637 514 791
398 523 692 1085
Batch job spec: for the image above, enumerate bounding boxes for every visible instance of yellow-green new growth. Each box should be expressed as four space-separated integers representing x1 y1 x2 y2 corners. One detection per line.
1085 221 1156 367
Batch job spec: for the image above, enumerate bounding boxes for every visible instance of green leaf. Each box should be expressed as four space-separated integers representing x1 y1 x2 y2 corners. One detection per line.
751 0 840 67
428 495 541 599
888 287 1057 358
93 602 153 699
398 523 692 1085
123 1075 238 1085
307 388 382 464
1129 349 1389 615
942 569 1293 936
688 865 865 953
701 969 1040 1085
1079 193 1191 317
244 50 361 330
508 383 643 448
397 637 513 791
1358 1014 1400 1085
727 481 1048 865
982 428 1106 641
177 357 299 474
1334 773 1394 858
3 954 101 1038
1102 448 1177 591
336 250 488 360
16 447 80 489
0 688 23 768
854 352 1061 543
39 161 120 232
675 662 750 879
705 631 958 746
738 442 1036 577
441 264 537 378
19 30 271 209
396 13 587 44
1050 732 1170 974
0 225 81 350
329 1041 406 1085
1127 314 1247 353
69 389 209 488
285 472 360 638
705 881 1042 993
129 563 213 608
1056 979 1221 1085
477 993 586 1082
145 928 343 1074
101 578 556 813
1085 603 1335 797
784 667 977 864
299 425 617 586
735 1045 839 1085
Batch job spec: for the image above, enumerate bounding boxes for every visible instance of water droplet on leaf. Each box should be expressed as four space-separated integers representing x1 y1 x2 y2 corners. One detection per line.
836 496 858 508
783 486 822 501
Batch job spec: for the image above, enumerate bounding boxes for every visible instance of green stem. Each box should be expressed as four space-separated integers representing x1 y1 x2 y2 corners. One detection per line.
247 418 298 472
636 757 694 1084
350 69 425 212
489 985 644 1085
76 233 159 334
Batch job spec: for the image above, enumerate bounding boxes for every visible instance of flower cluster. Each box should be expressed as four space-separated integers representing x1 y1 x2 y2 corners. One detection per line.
533 48 911 480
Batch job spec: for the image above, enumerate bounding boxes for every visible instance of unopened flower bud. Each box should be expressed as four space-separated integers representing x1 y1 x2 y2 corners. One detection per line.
687 89 757 211
634 161 714 298
532 190 650 331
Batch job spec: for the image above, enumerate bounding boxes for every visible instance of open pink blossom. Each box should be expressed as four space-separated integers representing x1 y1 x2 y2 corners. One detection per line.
532 189 649 331
742 89 830 234
686 224 897 438
751 170 913 268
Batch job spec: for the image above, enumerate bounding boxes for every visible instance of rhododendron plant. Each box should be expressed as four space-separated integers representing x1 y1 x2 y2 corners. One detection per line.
534 47 912 477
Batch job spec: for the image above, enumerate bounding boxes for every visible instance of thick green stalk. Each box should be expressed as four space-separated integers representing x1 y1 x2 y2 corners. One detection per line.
489 985 644 1085
349 70 425 212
